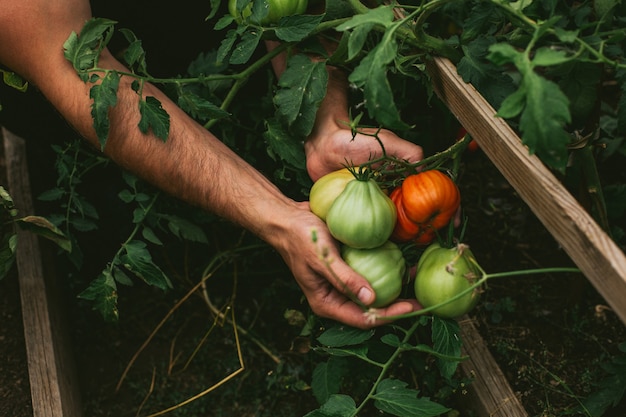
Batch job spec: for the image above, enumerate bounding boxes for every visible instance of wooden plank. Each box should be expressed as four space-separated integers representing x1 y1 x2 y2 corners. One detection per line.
459 318 528 417
426 57 626 325
3 127 83 417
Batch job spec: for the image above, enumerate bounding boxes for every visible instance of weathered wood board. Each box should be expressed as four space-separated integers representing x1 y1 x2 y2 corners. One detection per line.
459 318 528 417
3 127 83 417
426 57 626 325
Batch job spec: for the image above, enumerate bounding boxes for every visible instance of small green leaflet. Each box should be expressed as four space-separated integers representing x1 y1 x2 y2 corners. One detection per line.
177 91 230 123
274 54 328 137
90 71 120 150
63 18 116 79
1 70 28 92
120 240 172 290
432 317 463 382
488 42 572 172
0 233 17 281
311 358 347 404
303 394 356 417
345 14 410 129
138 96 170 142
264 118 306 169
317 324 374 347
230 29 263 65
372 379 450 417
274 15 325 42
78 271 119 321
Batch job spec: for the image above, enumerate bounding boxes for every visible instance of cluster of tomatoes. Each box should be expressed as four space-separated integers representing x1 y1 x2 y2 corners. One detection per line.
309 168 482 318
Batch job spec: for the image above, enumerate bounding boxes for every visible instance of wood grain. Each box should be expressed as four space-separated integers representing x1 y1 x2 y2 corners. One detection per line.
3 127 83 417
426 57 626 325
459 318 528 417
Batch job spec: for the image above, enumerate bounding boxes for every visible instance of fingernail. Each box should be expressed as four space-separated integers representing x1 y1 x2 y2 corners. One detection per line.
357 287 373 305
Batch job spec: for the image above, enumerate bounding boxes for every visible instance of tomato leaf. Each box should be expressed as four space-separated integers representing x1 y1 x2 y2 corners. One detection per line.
456 36 516 109
274 54 328 137
16 215 72 252
161 214 208 243
229 28 262 65
0 233 17 281
120 240 172 290
177 90 230 123
1 70 28 92
138 96 170 142
489 43 571 172
371 379 450 417
347 24 410 129
432 317 463 382
78 271 119 321
311 358 347 405
63 18 116 79
317 325 374 347
264 118 306 169
275 14 324 42
303 394 357 417
90 71 120 150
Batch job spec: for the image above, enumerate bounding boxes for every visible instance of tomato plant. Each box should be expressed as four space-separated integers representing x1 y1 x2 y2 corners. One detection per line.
229 0 309 25
390 170 460 245
326 178 396 249
414 243 481 319
309 168 355 222
341 240 406 308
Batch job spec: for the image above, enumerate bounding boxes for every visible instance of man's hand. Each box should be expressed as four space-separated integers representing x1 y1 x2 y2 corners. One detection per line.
272 202 421 329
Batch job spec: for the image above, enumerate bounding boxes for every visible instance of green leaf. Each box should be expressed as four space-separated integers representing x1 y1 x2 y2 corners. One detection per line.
90 70 120 149
311 358 347 405
177 91 230 123
348 24 410 129
518 71 571 171
120 240 172 290
217 29 239 64
335 5 394 31
432 317 463 381
1 70 28 92
372 379 450 417
496 86 527 119
119 28 148 74
532 47 571 67
275 15 325 42
138 96 170 141
264 118 306 169
0 233 17 281
317 324 374 347
457 37 516 108
141 226 163 246
16 215 72 252
78 271 119 321
274 54 328 137
37 188 66 202
63 18 117 78
229 28 262 65
303 394 357 417
161 214 208 243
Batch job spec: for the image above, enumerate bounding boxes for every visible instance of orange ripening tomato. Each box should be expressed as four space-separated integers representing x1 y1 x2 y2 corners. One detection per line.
390 187 421 242
401 170 461 231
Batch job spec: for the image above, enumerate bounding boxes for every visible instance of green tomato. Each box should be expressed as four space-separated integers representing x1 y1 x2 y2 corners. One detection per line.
342 241 406 308
414 243 481 319
326 178 397 249
309 168 355 222
228 0 309 25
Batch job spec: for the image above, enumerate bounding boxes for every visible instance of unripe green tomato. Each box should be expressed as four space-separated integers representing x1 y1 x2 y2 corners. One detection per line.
342 241 406 308
309 168 355 222
228 0 309 25
414 243 481 319
326 179 397 249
